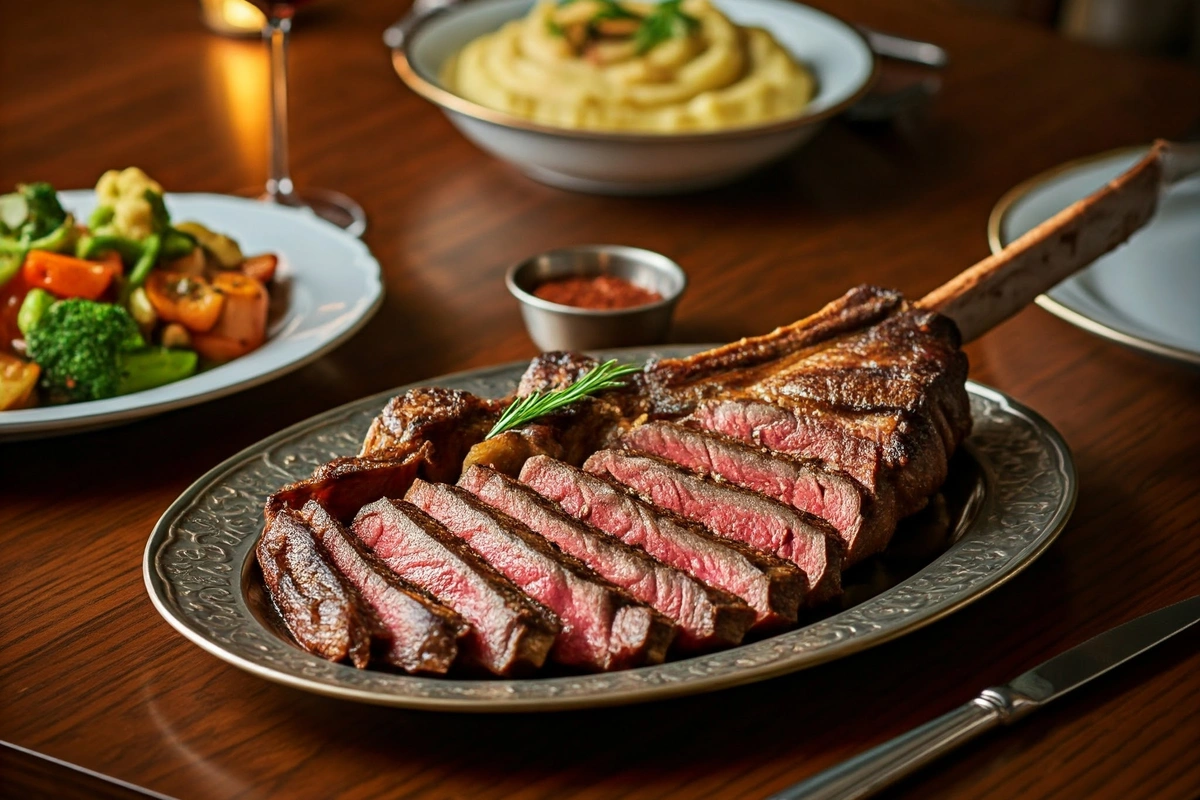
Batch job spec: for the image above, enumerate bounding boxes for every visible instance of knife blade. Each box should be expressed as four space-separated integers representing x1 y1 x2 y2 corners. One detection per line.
767 594 1200 800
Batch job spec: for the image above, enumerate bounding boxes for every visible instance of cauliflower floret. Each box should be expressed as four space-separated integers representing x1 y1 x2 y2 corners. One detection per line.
112 195 156 240
95 170 122 205
93 167 165 240
96 167 162 203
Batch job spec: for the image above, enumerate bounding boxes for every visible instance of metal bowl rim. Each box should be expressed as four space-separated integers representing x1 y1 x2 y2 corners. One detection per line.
505 244 688 318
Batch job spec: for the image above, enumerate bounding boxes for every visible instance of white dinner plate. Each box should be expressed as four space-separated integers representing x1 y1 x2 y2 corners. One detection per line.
989 146 1200 366
0 192 383 440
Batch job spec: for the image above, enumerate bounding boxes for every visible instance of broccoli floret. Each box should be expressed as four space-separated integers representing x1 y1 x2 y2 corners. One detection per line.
0 182 74 261
26 299 145 403
19 182 68 240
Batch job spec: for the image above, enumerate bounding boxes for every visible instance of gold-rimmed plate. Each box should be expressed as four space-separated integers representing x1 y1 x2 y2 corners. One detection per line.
144 347 1075 712
990 145 1200 367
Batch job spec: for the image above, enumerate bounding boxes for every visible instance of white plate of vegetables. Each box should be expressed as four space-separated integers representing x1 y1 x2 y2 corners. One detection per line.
0 169 382 440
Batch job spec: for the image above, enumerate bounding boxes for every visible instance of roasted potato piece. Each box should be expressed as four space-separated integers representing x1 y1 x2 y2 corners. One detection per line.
173 221 244 269
191 272 269 362
0 353 39 410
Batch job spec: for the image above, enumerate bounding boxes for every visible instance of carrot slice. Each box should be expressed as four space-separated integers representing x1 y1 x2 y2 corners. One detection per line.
240 254 278 284
145 271 226 334
22 250 118 300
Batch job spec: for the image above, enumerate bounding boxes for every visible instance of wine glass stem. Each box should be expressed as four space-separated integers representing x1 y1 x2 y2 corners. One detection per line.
265 15 295 201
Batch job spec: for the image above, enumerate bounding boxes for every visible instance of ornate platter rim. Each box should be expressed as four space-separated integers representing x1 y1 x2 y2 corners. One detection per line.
144 348 1076 712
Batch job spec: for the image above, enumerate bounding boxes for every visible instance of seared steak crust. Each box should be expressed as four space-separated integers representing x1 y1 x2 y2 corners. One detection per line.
584 449 843 603
646 285 906 404
353 496 560 676
360 387 502 479
267 443 430 523
256 509 378 668
520 456 806 628
411 479 675 670
268 388 509 523
517 351 601 395
459 465 755 651
299 500 469 675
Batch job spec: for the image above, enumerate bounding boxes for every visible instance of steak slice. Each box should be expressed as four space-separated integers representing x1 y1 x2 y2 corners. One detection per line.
298 500 469 675
622 422 890 565
352 497 560 676
584 449 843 604
459 465 754 652
519 456 805 628
688 398 886 495
410 479 675 671
256 509 377 668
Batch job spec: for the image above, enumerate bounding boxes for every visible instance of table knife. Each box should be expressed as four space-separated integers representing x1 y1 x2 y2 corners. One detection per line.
767 594 1200 800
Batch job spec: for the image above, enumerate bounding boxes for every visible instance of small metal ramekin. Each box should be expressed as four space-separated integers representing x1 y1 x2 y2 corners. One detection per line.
506 245 688 352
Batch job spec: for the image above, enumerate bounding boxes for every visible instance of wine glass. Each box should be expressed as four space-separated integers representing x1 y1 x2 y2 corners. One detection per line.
248 0 367 236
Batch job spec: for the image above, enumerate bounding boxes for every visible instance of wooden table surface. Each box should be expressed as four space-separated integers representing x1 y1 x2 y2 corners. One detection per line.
2 0 1198 798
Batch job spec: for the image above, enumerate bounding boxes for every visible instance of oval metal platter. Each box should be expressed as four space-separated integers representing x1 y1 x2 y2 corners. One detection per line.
144 347 1076 712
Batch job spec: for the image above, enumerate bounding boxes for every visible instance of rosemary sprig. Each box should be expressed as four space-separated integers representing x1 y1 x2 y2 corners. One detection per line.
486 359 641 440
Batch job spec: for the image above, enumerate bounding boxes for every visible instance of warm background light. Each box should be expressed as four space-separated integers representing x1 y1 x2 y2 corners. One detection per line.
202 37 270 178
199 0 267 36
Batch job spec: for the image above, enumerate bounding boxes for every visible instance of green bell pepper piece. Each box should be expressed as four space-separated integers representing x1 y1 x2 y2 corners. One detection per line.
160 228 197 260
0 251 23 288
116 347 198 395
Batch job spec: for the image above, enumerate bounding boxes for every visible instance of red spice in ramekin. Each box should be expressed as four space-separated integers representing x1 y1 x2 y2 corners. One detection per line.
533 274 662 310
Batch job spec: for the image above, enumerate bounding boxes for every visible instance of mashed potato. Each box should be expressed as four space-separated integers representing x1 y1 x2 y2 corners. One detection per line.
440 0 815 133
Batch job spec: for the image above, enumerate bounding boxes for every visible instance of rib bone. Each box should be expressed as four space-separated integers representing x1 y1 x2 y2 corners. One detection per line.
920 139 1200 343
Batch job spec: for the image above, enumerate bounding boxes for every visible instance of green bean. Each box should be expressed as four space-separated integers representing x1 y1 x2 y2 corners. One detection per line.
120 233 162 303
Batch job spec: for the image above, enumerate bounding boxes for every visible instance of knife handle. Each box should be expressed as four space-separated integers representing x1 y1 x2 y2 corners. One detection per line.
767 689 1027 800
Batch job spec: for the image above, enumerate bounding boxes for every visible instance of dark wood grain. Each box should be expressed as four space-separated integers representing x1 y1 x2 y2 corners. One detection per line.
1 1 1198 798
0 743 170 800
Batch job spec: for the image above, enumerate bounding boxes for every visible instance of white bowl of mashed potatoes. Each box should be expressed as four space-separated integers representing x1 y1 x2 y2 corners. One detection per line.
393 0 876 194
